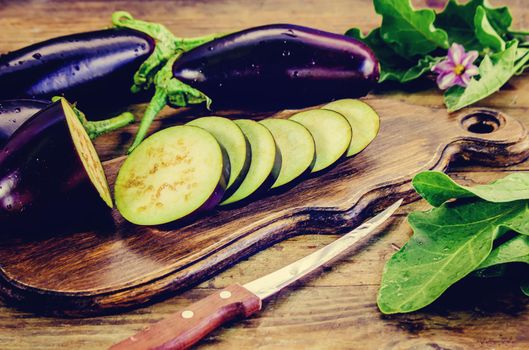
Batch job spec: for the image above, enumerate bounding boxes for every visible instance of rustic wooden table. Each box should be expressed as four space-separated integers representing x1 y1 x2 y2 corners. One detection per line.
1 0 529 349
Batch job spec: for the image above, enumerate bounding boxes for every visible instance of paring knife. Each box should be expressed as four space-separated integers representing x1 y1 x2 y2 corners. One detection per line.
110 199 402 350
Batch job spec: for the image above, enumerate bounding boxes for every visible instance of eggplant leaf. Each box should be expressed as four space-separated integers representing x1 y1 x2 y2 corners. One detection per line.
373 0 448 58
474 5 506 52
478 234 529 269
412 171 529 206
444 40 522 112
378 200 529 314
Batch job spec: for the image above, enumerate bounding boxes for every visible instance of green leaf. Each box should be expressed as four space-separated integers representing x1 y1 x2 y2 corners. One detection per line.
346 28 443 83
412 171 529 206
435 0 482 50
345 28 410 70
474 6 506 52
444 40 519 112
483 2 512 36
381 56 444 83
514 47 529 75
373 0 448 58
377 200 529 314
435 0 511 49
478 234 529 269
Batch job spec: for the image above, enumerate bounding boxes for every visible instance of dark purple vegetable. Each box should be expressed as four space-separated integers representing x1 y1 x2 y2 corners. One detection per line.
0 29 154 114
0 98 114 235
0 98 135 145
0 12 220 115
174 24 379 106
130 24 379 151
0 99 50 145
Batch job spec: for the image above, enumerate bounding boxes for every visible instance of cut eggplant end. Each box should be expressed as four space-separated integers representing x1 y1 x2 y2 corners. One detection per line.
259 119 315 189
61 98 113 208
221 119 279 205
187 116 250 195
323 99 380 157
290 109 351 173
115 125 227 226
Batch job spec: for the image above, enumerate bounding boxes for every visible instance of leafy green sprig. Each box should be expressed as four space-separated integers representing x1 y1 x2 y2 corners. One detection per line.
347 0 529 112
378 171 529 314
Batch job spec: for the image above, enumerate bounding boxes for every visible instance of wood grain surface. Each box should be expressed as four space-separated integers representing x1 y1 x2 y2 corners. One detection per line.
1 98 528 317
1 0 529 349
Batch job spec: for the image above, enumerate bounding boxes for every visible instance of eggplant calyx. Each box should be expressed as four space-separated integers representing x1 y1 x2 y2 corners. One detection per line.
51 96 135 139
128 56 211 153
112 11 221 93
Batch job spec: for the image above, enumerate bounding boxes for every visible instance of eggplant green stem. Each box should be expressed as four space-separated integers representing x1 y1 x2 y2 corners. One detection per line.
112 11 222 93
51 96 136 139
82 112 135 139
127 55 212 153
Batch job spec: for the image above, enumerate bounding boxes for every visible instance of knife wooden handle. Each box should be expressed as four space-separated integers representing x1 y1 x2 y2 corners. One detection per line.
109 284 261 350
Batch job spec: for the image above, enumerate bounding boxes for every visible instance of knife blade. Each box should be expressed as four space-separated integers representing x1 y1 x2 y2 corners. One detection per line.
110 199 402 350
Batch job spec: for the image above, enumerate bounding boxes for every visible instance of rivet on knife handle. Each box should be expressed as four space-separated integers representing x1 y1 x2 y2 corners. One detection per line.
109 284 261 350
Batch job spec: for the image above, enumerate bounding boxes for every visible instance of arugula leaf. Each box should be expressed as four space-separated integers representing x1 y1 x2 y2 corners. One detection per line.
435 0 482 49
483 2 512 36
474 5 506 52
346 28 441 83
436 0 511 48
373 0 448 58
412 171 529 206
377 200 529 314
381 56 444 83
346 28 410 73
444 40 519 112
346 28 444 83
514 47 529 75
478 235 529 269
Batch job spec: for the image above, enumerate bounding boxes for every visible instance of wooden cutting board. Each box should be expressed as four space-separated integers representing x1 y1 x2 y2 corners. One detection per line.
0 97 528 316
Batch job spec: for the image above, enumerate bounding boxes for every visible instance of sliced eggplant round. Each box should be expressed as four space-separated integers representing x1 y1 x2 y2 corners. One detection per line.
0 98 112 234
221 120 281 205
187 116 250 197
259 118 315 189
323 99 380 156
115 125 228 226
290 109 351 173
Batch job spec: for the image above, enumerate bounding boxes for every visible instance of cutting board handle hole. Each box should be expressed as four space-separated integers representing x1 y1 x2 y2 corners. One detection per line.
461 110 504 134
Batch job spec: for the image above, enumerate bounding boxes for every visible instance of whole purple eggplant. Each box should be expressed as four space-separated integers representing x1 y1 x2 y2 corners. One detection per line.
174 24 379 107
0 29 154 115
0 99 50 145
130 24 379 151
0 12 220 115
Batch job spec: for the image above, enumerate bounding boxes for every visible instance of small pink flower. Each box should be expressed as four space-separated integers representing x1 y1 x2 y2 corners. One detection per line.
432 43 479 90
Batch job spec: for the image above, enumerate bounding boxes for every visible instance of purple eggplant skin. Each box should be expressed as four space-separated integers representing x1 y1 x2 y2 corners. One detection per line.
172 24 379 109
0 29 154 115
0 101 111 236
0 99 50 145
